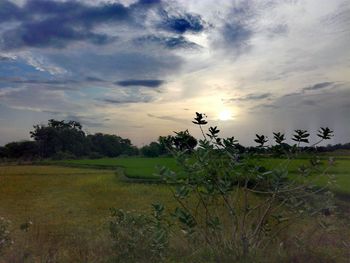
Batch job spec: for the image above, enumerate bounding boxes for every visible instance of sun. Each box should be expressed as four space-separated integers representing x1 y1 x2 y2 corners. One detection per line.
218 109 232 121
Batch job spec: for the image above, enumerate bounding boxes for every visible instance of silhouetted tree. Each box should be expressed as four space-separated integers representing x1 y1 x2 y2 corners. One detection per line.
30 119 87 157
87 133 137 157
1 141 38 159
141 142 163 157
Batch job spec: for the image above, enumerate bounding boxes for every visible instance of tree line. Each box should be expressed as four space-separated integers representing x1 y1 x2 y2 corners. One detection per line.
0 119 349 160
0 119 198 160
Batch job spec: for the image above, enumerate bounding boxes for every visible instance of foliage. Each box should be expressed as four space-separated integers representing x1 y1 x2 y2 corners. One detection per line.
109 204 170 262
160 130 197 153
165 113 332 259
0 141 39 159
30 119 88 158
145 113 335 260
0 119 139 160
141 141 166 157
141 132 197 158
51 151 77 160
87 133 138 157
0 216 12 254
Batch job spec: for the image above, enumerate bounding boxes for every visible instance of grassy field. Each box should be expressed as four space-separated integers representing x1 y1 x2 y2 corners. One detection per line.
0 164 349 262
0 165 176 261
46 156 350 195
43 157 179 179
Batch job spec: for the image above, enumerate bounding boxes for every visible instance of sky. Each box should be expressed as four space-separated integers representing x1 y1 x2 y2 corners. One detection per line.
0 0 349 147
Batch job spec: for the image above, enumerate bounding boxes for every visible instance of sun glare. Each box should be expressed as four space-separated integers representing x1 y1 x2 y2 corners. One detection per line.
218 109 232 121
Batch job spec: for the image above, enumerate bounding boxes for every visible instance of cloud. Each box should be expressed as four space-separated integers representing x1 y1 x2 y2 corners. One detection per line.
215 1 255 55
2 20 114 49
222 23 252 50
0 1 130 49
0 85 81 113
147 113 189 124
1 0 123 50
0 0 206 50
230 93 272 102
48 50 183 80
101 97 152 104
19 52 67 75
254 84 350 111
85 76 106 82
115 79 164 87
0 53 17 61
160 12 205 34
64 114 107 128
134 35 200 49
0 1 23 23
302 82 334 91
0 77 78 85
267 24 289 37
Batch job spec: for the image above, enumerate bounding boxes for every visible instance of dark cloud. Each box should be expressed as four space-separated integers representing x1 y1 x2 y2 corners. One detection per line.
115 79 164 88
134 35 200 49
231 93 272 102
160 12 205 34
214 1 256 56
0 0 124 50
302 82 334 91
0 1 23 23
22 0 131 25
0 0 129 49
222 23 252 50
0 0 205 50
2 20 114 49
85 76 106 82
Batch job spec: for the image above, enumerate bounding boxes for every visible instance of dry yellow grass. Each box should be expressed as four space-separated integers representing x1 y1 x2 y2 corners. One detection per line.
0 165 174 261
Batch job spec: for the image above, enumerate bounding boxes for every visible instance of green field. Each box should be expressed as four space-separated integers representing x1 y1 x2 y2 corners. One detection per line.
46 156 350 195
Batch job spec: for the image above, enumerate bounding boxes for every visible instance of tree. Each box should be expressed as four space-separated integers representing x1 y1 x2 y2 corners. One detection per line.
2 141 38 159
30 119 88 158
88 133 137 157
141 142 162 157
160 130 197 153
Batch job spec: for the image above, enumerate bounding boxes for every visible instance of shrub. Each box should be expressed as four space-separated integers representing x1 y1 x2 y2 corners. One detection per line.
110 112 335 262
51 151 77 160
109 204 170 262
0 216 12 254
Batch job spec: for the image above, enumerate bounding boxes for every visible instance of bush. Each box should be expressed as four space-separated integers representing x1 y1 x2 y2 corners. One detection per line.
51 151 76 160
141 142 163 157
0 216 12 254
109 204 169 262
110 112 335 262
